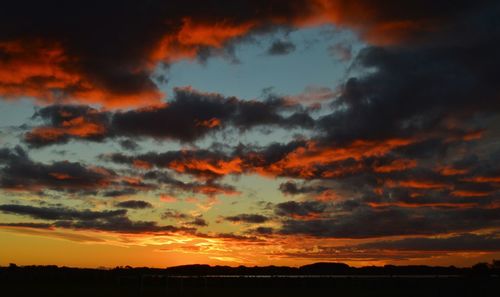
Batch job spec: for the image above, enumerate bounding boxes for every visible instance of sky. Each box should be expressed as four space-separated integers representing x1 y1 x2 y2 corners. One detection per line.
0 0 499 268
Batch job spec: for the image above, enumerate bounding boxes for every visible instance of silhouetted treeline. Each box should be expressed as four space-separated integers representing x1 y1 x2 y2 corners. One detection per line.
1 262 499 297
1 260 499 281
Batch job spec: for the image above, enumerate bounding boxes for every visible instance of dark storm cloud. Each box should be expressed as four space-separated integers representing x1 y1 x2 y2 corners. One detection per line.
266 40 296 55
0 222 54 229
359 156 500 209
0 204 125 220
188 216 209 227
111 88 314 142
102 188 139 197
119 139 140 151
1 0 496 108
357 232 500 251
279 207 500 238
143 169 239 197
161 209 189 220
275 201 328 218
24 88 314 147
52 217 192 234
224 214 270 224
0 146 114 192
253 226 274 235
24 105 110 148
0 0 344 107
161 210 208 227
0 204 193 234
279 181 327 195
317 2 500 146
114 200 153 209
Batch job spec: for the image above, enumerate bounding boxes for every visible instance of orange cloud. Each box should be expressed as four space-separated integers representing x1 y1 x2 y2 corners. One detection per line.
0 41 79 100
0 41 162 108
178 19 255 48
141 138 415 180
168 157 243 178
196 118 221 128
265 139 413 178
24 116 107 145
314 0 439 45
445 130 484 143
160 195 178 203
374 159 417 173
463 176 500 183
386 180 451 190
0 1 451 108
133 160 153 170
49 173 74 180
321 163 365 178
314 190 342 202
150 19 256 63
451 190 494 197
438 166 468 176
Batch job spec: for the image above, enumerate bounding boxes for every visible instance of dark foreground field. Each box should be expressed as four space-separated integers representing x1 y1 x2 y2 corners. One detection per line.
2 275 499 297
1 263 498 297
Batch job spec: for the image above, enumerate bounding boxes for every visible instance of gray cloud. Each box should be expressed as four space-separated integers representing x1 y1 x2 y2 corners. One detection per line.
224 214 270 224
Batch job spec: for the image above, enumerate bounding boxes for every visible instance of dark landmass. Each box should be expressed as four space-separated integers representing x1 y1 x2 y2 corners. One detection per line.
1 261 499 297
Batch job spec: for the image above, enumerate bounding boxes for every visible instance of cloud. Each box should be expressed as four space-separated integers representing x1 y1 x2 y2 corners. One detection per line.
0 204 193 234
24 87 314 147
266 40 296 55
0 222 54 229
119 87 285 139
253 227 274 235
188 216 209 227
119 139 140 151
102 137 420 181
317 6 500 146
0 1 493 108
357 232 500 251
0 0 325 107
0 204 126 220
278 206 500 238
275 200 327 219
114 200 153 209
161 210 208 227
102 188 139 197
2 1 500 257
0 146 162 197
52 217 191 233
161 209 189 220
24 105 110 147
143 170 240 197
224 214 270 224
279 181 327 195
0 146 114 193
104 149 242 180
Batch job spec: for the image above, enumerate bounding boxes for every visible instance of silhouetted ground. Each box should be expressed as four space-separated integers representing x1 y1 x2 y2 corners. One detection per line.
1 262 498 297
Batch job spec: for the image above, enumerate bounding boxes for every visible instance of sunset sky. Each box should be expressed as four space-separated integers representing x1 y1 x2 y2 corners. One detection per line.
1 1 499 268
